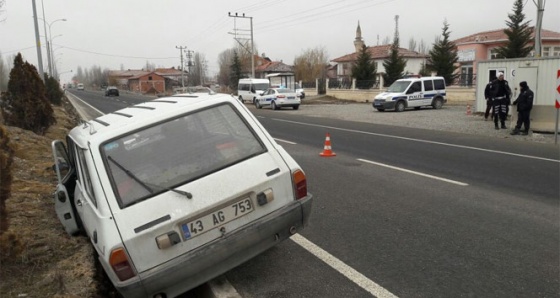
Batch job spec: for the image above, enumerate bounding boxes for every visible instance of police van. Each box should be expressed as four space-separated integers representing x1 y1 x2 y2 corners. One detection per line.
237 78 270 104
373 76 447 112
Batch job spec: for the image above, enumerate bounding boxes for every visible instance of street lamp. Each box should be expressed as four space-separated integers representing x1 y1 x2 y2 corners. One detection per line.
48 18 66 76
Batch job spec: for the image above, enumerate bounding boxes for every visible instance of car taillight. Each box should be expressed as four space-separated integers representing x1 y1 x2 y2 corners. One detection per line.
110 247 137 281
277 95 286 98
292 169 307 200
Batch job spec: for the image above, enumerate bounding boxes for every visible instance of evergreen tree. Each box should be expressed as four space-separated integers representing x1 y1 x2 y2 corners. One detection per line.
428 20 459 85
229 50 243 91
382 34 407 86
0 53 55 135
44 74 64 105
495 0 533 58
351 44 377 89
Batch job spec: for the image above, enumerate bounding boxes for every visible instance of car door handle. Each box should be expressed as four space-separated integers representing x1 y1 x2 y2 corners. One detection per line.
76 199 82 206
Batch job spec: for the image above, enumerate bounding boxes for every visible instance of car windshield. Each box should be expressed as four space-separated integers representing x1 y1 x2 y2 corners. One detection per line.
277 89 294 94
387 81 411 93
101 104 266 208
254 83 269 91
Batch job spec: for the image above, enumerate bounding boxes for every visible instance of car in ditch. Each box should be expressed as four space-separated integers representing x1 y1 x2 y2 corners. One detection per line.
51 92 313 297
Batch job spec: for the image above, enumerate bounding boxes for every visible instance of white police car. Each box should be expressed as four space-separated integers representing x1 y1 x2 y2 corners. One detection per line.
373 76 447 112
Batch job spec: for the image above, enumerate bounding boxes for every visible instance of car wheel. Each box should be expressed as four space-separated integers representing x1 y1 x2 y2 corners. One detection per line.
301 94 305 99
432 98 443 109
414 107 421 110
238 96 243 103
272 101 279 110
255 100 262 109
395 101 406 112
376 108 385 112
293 105 299 110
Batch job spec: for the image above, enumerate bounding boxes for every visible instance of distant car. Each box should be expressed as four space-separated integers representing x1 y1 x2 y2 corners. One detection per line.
50 92 312 297
77 83 84 90
105 86 119 97
255 88 300 110
295 83 305 99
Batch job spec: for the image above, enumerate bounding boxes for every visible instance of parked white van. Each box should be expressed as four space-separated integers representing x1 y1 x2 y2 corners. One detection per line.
51 92 313 297
237 78 270 104
373 76 447 112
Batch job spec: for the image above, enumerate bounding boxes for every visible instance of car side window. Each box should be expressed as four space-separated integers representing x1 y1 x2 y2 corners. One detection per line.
434 79 445 90
408 81 422 94
424 80 434 91
75 148 97 207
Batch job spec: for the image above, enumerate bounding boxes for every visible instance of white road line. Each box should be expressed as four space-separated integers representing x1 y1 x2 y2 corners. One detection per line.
358 158 469 186
291 234 398 298
66 92 105 115
270 118 560 163
274 138 297 145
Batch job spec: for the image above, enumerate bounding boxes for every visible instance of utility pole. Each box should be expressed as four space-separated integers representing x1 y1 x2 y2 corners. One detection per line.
533 0 545 57
176 45 186 87
31 0 45 80
228 12 254 78
40 0 51 76
186 50 194 86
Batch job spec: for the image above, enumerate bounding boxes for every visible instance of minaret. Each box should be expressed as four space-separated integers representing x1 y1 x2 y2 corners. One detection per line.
354 21 364 52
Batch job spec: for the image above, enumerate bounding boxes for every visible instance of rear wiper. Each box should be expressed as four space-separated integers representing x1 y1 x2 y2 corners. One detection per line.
107 156 192 199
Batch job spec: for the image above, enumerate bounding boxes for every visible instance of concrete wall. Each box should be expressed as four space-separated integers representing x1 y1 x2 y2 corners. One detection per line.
323 86 476 106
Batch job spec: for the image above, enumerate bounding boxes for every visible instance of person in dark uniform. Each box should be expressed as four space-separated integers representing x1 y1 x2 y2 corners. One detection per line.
484 78 494 121
510 81 534 135
489 72 512 130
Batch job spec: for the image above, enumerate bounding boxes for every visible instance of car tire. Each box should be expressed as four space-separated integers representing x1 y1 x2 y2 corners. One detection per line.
255 100 262 109
414 107 421 110
301 94 305 99
272 101 279 110
376 108 385 112
238 96 243 103
432 98 443 109
293 105 299 110
395 101 406 112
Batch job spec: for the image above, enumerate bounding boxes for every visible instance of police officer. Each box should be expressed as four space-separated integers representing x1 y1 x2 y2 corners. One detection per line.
490 72 512 130
510 81 534 135
484 78 494 121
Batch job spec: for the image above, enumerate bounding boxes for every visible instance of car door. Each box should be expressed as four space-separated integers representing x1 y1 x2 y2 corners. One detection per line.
72 145 102 247
51 140 80 235
406 81 423 107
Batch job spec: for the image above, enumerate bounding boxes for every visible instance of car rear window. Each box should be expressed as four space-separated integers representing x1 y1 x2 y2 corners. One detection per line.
277 89 293 94
434 79 445 90
101 103 266 208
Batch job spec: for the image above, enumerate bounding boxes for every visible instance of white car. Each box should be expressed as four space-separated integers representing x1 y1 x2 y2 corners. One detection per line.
255 88 301 110
51 92 313 297
295 83 305 99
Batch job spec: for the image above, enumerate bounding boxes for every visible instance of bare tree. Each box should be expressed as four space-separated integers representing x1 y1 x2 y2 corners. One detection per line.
189 52 207 86
0 0 6 22
293 46 329 83
0 52 8 91
408 37 417 52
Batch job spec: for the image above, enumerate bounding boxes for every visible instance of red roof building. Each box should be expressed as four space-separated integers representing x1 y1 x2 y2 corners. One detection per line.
454 27 560 85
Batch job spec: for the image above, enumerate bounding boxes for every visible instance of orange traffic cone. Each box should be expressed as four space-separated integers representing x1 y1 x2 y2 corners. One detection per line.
466 103 472 115
320 133 336 157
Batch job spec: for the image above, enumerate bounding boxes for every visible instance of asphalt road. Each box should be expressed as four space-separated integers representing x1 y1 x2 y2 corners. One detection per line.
66 90 560 298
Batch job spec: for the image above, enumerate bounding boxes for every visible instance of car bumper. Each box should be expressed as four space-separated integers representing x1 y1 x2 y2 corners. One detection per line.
278 99 301 107
116 194 313 297
373 100 396 109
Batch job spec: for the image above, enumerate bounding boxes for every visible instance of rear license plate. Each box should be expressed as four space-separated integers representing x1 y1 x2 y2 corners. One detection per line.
181 198 253 240
287 96 295 99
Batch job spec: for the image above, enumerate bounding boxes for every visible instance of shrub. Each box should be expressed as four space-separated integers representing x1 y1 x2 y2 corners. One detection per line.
44 74 64 105
0 124 14 235
0 53 55 135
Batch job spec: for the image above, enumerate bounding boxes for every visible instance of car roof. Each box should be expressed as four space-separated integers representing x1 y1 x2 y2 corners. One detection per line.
69 93 237 149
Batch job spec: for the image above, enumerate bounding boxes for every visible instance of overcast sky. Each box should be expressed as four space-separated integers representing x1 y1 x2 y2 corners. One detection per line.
1 0 558 84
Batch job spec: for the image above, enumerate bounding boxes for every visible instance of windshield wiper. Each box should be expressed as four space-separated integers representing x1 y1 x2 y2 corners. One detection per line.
107 156 192 199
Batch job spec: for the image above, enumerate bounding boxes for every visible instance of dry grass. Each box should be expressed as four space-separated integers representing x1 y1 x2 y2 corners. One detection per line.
0 98 100 297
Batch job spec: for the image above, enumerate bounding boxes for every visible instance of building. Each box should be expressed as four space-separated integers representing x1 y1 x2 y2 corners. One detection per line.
330 22 428 86
454 27 560 85
108 67 187 94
